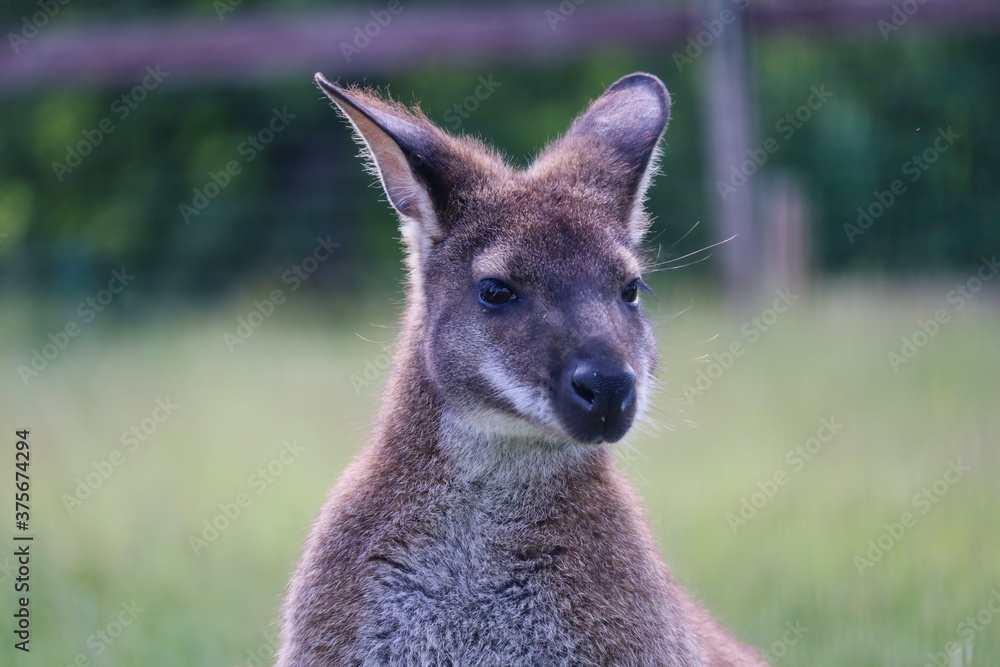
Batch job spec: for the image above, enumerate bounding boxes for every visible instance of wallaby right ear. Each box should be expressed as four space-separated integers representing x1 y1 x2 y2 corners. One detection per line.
315 73 447 261
533 73 671 245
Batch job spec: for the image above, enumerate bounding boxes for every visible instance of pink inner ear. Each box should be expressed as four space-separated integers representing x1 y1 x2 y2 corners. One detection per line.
316 75 444 259
526 74 670 243
564 73 670 158
351 110 430 219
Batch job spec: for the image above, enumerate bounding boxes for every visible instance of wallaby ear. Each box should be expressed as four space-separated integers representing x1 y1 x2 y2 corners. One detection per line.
315 73 449 261
534 73 671 244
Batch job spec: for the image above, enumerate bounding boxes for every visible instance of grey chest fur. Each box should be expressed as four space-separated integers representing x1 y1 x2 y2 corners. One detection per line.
350 494 586 667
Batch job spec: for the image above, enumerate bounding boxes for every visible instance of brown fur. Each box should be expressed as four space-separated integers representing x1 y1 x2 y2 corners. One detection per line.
276 73 767 666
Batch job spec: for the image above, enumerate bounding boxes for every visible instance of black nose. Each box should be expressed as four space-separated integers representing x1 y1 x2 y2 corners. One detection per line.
561 361 637 443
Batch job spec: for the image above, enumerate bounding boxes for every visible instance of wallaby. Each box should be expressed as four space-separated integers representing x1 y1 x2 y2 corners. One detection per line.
277 72 766 667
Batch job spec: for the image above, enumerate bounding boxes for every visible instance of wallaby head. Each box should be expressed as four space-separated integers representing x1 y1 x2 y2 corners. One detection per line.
315 72 669 449
280 73 766 667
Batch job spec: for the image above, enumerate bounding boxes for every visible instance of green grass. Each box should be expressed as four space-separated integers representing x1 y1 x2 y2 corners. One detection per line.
1 284 998 666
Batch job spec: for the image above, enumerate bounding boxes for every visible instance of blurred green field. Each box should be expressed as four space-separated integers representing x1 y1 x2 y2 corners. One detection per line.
1 283 998 666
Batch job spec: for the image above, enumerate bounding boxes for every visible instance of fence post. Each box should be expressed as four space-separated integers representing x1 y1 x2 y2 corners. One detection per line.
701 0 762 306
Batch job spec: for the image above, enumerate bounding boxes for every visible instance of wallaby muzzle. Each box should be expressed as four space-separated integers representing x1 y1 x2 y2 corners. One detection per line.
558 353 637 443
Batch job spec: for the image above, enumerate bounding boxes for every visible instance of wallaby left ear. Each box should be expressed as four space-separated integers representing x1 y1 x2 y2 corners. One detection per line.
314 73 457 265
535 73 671 243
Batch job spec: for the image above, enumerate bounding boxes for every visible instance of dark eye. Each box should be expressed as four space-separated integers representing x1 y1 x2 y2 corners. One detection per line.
479 279 515 306
622 278 649 304
622 281 640 303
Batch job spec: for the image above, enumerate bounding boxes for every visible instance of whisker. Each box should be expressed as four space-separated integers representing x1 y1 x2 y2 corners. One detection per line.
644 224 671 246
647 253 715 273
647 234 736 269
354 331 394 345
661 302 694 323
662 219 702 254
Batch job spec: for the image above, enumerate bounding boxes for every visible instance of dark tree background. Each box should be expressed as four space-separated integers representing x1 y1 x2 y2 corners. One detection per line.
1 0 997 300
